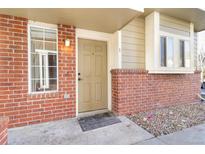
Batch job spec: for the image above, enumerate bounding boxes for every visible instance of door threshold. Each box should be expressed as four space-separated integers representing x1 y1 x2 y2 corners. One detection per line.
78 109 109 118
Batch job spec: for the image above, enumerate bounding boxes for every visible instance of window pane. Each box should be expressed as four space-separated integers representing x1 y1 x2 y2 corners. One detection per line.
160 37 167 67
31 80 43 92
48 54 57 66
31 66 40 79
185 41 190 68
49 67 57 78
179 40 185 67
31 40 43 52
45 42 57 51
30 27 43 40
45 79 57 91
167 37 174 67
45 29 56 42
31 54 40 66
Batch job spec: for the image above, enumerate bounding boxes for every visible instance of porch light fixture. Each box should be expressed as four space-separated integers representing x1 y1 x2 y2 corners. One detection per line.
65 38 70 47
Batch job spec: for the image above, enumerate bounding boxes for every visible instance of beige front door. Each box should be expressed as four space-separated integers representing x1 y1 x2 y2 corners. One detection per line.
78 38 107 113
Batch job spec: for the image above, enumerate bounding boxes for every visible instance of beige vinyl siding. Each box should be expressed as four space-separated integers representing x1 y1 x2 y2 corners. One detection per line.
121 17 145 69
160 14 190 37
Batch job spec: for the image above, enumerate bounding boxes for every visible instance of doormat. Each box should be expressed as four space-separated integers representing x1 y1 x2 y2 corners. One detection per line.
78 112 121 131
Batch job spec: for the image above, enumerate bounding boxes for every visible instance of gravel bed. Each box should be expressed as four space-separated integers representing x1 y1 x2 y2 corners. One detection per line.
128 103 205 137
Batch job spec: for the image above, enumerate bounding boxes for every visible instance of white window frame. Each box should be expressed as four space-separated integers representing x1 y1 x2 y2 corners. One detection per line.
28 21 59 94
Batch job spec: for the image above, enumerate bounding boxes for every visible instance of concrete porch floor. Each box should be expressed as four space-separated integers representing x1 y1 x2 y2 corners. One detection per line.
8 116 154 145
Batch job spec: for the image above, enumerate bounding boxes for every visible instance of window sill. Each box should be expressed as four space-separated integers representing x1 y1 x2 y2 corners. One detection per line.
28 90 60 99
148 68 195 74
29 90 58 95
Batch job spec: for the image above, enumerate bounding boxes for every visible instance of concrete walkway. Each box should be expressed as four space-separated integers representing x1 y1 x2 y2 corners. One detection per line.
137 123 205 145
8 116 153 145
8 116 205 145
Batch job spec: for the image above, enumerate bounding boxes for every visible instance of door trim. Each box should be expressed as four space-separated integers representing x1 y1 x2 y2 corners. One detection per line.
76 28 113 116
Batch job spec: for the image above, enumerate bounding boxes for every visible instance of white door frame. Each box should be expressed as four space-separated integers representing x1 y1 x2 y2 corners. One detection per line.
75 28 114 116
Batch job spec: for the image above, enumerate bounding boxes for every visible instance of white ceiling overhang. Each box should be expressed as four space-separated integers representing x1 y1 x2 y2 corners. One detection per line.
0 8 143 33
1 8 205 32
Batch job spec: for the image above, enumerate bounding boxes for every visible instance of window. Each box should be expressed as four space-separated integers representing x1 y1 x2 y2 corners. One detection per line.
160 37 166 67
29 25 58 93
160 36 174 67
179 40 185 67
177 40 190 68
184 41 191 68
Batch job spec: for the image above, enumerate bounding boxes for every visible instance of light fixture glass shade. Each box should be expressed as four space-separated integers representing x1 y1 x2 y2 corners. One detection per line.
65 39 70 46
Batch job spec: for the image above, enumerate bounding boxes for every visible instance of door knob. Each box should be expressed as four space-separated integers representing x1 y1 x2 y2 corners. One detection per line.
78 78 82 81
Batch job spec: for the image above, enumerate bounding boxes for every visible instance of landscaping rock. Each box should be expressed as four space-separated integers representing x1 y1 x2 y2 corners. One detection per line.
128 103 205 137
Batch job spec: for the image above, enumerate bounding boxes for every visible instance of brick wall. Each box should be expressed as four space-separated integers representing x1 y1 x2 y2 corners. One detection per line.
111 69 201 115
0 14 76 128
0 117 9 144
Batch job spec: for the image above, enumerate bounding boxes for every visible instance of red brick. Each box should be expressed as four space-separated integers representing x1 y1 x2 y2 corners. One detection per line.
111 69 201 115
0 14 76 128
